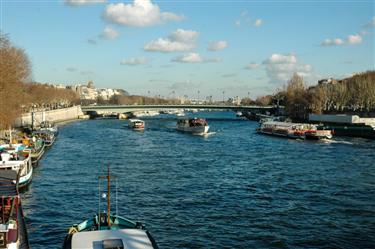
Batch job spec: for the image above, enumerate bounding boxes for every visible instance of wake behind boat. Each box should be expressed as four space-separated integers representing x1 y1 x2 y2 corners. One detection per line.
176 117 209 135
63 166 158 249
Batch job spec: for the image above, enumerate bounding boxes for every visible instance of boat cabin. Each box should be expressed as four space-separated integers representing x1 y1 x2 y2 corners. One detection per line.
177 118 208 127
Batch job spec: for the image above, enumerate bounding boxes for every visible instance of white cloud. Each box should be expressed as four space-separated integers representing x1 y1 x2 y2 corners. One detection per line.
172 53 220 63
120 57 148 66
254 19 263 27
347 34 362 45
207 41 228 51
100 26 119 40
321 38 344 46
235 20 241 27
65 0 106 6
102 0 184 27
144 29 199 53
245 63 259 70
263 53 312 84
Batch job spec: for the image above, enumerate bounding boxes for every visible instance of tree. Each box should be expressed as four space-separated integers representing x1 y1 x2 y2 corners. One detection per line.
284 73 309 120
0 33 31 129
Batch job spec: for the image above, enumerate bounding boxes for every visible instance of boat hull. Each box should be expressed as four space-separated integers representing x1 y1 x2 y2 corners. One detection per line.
257 121 332 140
177 125 209 134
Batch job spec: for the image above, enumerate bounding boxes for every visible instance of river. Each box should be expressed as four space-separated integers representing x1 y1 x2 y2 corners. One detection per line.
21 111 375 249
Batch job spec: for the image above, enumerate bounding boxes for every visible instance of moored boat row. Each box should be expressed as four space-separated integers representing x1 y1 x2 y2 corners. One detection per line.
0 171 31 249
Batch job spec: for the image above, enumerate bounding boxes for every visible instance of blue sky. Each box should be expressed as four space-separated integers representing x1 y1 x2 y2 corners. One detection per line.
1 0 374 100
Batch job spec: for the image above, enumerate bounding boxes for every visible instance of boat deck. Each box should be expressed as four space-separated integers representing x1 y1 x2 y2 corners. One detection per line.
71 229 157 249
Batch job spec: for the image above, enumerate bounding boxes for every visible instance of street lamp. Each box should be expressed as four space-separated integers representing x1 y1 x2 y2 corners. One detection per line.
222 91 225 104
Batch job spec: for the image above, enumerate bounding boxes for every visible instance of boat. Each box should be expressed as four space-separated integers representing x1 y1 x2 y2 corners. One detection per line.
305 129 333 140
0 170 31 249
62 167 158 249
128 119 145 130
39 121 58 136
176 117 209 134
0 144 33 189
257 121 332 140
23 138 45 166
31 130 56 147
133 111 159 118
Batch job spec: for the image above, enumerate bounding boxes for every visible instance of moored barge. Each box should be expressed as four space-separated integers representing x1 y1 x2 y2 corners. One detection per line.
0 171 30 249
62 166 158 249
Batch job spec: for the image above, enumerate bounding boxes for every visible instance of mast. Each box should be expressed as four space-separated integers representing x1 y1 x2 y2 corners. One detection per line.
9 127 12 146
99 165 117 228
107 165 111 227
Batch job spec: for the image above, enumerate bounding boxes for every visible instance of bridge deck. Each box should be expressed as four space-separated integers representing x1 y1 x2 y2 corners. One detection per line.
82 104 281 112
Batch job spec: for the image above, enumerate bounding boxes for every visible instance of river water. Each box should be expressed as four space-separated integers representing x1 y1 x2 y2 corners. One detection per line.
21 111 375 249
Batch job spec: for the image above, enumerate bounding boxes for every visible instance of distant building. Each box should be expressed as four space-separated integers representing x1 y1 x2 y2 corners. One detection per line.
318 77 337 85
232 96 241 105
87 81 95 89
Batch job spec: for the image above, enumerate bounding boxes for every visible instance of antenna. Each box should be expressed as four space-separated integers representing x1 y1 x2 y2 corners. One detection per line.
98 171 101 230
116 178 118 216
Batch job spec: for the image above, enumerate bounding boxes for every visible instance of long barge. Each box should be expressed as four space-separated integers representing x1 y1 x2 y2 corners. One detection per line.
257 121 332 140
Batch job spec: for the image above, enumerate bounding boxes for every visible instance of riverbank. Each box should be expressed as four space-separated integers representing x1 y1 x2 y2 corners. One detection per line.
13 105 87 128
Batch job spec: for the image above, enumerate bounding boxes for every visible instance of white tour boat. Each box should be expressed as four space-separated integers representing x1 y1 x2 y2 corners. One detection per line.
176 118 209 134
128 119 145 130
257 121 332 140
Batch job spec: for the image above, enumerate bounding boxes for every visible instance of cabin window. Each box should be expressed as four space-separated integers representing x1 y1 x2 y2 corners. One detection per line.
102 239 124 249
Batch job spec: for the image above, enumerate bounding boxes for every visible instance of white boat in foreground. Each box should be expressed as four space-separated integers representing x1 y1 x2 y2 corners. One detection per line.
128 119 145 130
63 166 158 249
177 118 209 134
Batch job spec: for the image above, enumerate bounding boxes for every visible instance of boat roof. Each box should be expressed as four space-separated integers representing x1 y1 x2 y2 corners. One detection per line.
0 171 18 197
71 229 155 249
262 121 303 127
32 130 54 134
177 117 206 120
128 119 144 123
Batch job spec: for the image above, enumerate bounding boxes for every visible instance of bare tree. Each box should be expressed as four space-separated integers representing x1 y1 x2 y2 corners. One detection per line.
0 33 31 129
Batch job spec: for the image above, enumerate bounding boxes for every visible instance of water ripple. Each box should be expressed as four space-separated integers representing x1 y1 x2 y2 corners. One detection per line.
21 112 375 249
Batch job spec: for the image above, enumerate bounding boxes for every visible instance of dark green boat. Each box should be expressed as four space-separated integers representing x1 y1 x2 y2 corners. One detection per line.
62 167 158 249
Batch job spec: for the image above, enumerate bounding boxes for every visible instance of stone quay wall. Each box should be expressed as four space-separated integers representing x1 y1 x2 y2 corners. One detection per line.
14 105 85 128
